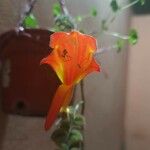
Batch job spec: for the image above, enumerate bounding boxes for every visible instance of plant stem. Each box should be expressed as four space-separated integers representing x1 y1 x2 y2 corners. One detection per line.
17 0 37 29
80 80 85 150
104 31 129 40
94 45 117 56
80 80 85 115
100 0 140 31
120 0 139 11
58 0 69 15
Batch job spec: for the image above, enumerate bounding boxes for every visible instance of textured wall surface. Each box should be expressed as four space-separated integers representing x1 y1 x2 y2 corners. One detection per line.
0 0 129 150
125 15 150 150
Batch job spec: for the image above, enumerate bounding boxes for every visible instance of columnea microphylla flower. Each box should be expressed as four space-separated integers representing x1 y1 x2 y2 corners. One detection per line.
41 31 100 130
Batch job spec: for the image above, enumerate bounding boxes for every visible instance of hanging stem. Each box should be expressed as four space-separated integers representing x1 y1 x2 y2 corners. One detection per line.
58 0 69 15
100 0 141 31
120 0 139 11
104 31 129 40
17 0 37 29
80 80 85 150
94 45 117 56
80 80 85 115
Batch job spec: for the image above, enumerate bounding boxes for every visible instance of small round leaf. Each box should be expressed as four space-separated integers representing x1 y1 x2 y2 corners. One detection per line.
68 129 83 147
91 8 98 17
23 14 38 28
128 29 138 45
110 0 120 12
52 3 61 17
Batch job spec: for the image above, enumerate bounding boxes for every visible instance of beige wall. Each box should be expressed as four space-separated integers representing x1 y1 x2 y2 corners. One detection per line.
0 0 129 150
125 15 150 150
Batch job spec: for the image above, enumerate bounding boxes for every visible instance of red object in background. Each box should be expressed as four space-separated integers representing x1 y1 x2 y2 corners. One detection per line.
0 29 60 116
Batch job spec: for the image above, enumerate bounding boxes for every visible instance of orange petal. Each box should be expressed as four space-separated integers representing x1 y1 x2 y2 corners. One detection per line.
75 58 100 83
50 32 68 49
40 52 64 83
45 84 73 130
48 31 99 85
88 58 100 72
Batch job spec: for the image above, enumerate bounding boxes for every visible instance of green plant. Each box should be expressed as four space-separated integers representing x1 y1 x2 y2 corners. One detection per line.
20 0 145 149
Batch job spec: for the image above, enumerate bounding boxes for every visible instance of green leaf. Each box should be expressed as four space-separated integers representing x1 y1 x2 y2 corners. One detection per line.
54 15 75 31
59 143 69 150
51 128 67 144
140 0 145 5
110 0 120 12
76 16 82 22
68 129 83 147
60 120 70 130
128 29 138 45
23 14 38 28
116 39 125 53
52 2 61 17
73 114 85 127
91 8 98 17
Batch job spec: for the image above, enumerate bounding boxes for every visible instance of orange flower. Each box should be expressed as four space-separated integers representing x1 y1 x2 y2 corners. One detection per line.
41 31 100 130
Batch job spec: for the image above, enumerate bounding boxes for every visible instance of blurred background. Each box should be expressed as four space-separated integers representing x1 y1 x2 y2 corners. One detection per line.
0 0 149 150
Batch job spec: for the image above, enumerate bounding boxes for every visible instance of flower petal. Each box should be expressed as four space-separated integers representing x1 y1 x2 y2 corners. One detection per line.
40 51 64 83
44 84 73 130
75 58 100 83
48 31 99 85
